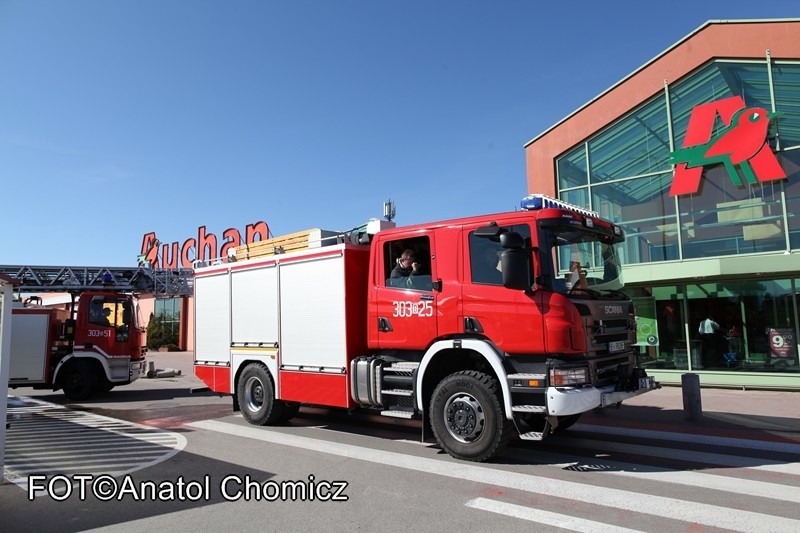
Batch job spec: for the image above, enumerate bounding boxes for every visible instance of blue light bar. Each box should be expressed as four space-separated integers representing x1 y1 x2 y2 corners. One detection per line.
520 194 599 218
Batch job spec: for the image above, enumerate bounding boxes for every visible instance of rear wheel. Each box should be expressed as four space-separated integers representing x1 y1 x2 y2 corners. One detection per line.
62 360 97 401
277 402 301 423
430 371 512 462
237 363 285 425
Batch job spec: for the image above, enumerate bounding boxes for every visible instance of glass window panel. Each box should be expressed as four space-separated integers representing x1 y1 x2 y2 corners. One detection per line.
153 298 181 341
742 279 797 373
772 62 800 149
588 96 670 182
681 279 799 372
678 164 786 259
781 150 800 249
468 224 531 285
558 188 588 211
591 173 677 265
557 145 587 189
625 285 688 370
717 62 772 109
671 63 736 149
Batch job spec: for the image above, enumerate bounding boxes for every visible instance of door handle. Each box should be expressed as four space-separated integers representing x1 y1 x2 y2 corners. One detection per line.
378 317 393 332
464 317 483 333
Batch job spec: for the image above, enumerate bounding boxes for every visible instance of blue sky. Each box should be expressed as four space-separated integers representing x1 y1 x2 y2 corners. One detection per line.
1 1 797 266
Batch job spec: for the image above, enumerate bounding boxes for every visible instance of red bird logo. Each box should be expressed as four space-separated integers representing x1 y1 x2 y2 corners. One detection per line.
671 107 779 186
669 96 786 196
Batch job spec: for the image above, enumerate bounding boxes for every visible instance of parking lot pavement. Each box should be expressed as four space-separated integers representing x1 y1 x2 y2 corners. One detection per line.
4 396 186 492
578 383 800 444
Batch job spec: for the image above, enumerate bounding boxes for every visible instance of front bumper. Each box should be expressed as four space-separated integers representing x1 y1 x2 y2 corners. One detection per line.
546 375 660 416
129 358 146 383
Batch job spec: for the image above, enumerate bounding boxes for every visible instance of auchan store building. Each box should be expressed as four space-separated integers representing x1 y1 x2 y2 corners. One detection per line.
526 19 800 388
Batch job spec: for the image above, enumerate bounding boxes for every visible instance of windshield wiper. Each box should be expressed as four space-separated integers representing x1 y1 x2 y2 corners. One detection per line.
568 287 602 298
601 289 628 299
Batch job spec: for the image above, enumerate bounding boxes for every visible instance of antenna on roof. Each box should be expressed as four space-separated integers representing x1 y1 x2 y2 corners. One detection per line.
383 199 396 222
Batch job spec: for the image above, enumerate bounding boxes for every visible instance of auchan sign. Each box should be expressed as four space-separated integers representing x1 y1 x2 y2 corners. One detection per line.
140 221 269 269
669 96 786 196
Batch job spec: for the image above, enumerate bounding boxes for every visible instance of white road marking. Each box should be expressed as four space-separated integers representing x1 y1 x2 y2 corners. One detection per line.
573 423 800 454
4 397 186 492
554 436 800 475
189 419 800 532
502 448 800 503
465 497 645 532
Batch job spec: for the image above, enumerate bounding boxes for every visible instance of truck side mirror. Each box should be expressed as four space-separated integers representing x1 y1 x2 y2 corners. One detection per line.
474 223 503 240
499 231 524 249
500 250 530 291
63 318 76 341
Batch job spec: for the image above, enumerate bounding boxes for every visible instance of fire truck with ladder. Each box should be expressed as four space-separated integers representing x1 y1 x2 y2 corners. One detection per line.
193 195 659 462
0 264 192 400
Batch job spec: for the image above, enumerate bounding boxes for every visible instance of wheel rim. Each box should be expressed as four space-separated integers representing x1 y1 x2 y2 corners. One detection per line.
243 376 265 412
68 370 84 390
443 392 485 443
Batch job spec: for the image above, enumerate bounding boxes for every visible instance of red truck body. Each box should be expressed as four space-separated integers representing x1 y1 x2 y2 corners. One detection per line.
194 196 659 461
9 291 145 400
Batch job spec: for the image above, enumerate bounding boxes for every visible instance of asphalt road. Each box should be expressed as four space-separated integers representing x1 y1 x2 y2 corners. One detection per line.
2 352 800 532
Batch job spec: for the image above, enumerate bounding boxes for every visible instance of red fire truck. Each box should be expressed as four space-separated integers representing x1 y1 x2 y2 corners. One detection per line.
193 196 659 461
1 265 192 400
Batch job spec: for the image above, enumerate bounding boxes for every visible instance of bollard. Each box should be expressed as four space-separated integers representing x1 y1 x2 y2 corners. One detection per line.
681 373 702 421
146 361 156 379
156 369 176 378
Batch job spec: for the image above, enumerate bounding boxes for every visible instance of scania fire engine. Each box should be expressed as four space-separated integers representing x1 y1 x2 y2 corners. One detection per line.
0 265 192 400
193 196 659 461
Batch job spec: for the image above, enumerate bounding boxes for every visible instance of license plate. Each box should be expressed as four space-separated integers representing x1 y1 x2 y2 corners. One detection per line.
608 341 625 353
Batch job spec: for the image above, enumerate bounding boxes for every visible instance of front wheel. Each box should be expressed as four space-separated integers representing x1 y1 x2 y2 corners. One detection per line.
62 361 97 401
430 370 513 462
553 413 581 433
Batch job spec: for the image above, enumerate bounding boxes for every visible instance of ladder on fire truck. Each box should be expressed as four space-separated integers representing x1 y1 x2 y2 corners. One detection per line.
0 264 193 296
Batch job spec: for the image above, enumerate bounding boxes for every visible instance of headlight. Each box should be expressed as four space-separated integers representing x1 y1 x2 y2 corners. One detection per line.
550 367 589 387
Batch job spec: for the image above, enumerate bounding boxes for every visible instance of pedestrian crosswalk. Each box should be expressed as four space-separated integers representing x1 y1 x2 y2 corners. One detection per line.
189 417 800 532
5 396 799 532
4 396 186 491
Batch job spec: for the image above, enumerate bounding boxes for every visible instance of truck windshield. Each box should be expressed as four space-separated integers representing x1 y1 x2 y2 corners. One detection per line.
540 227 624 298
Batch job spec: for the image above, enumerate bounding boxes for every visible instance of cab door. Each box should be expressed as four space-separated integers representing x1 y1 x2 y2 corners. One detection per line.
374 232 437 350
461 222 545 353
75 294 135 357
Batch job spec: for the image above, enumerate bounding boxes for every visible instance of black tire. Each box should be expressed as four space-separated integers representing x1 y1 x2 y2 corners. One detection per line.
237 363 282 425
95 378 115 393
277 402 301 423
430 370 513 462
62 360 97 401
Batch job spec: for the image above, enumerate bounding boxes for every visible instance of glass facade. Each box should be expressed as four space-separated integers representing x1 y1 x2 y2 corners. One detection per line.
631 280 799 374
556 60 800 378
149 298 181 349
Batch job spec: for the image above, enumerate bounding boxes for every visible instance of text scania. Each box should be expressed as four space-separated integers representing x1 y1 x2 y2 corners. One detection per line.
604 305 624 314
28 474 348 502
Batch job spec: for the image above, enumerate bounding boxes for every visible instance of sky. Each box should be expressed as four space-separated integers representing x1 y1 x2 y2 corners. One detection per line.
1 1 798 267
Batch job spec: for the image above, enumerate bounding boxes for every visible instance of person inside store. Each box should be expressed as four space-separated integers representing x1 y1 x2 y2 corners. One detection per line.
728 322 743 356
698 315 720 368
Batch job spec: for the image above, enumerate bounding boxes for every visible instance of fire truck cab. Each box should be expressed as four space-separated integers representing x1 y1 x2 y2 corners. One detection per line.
9 291 145 400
